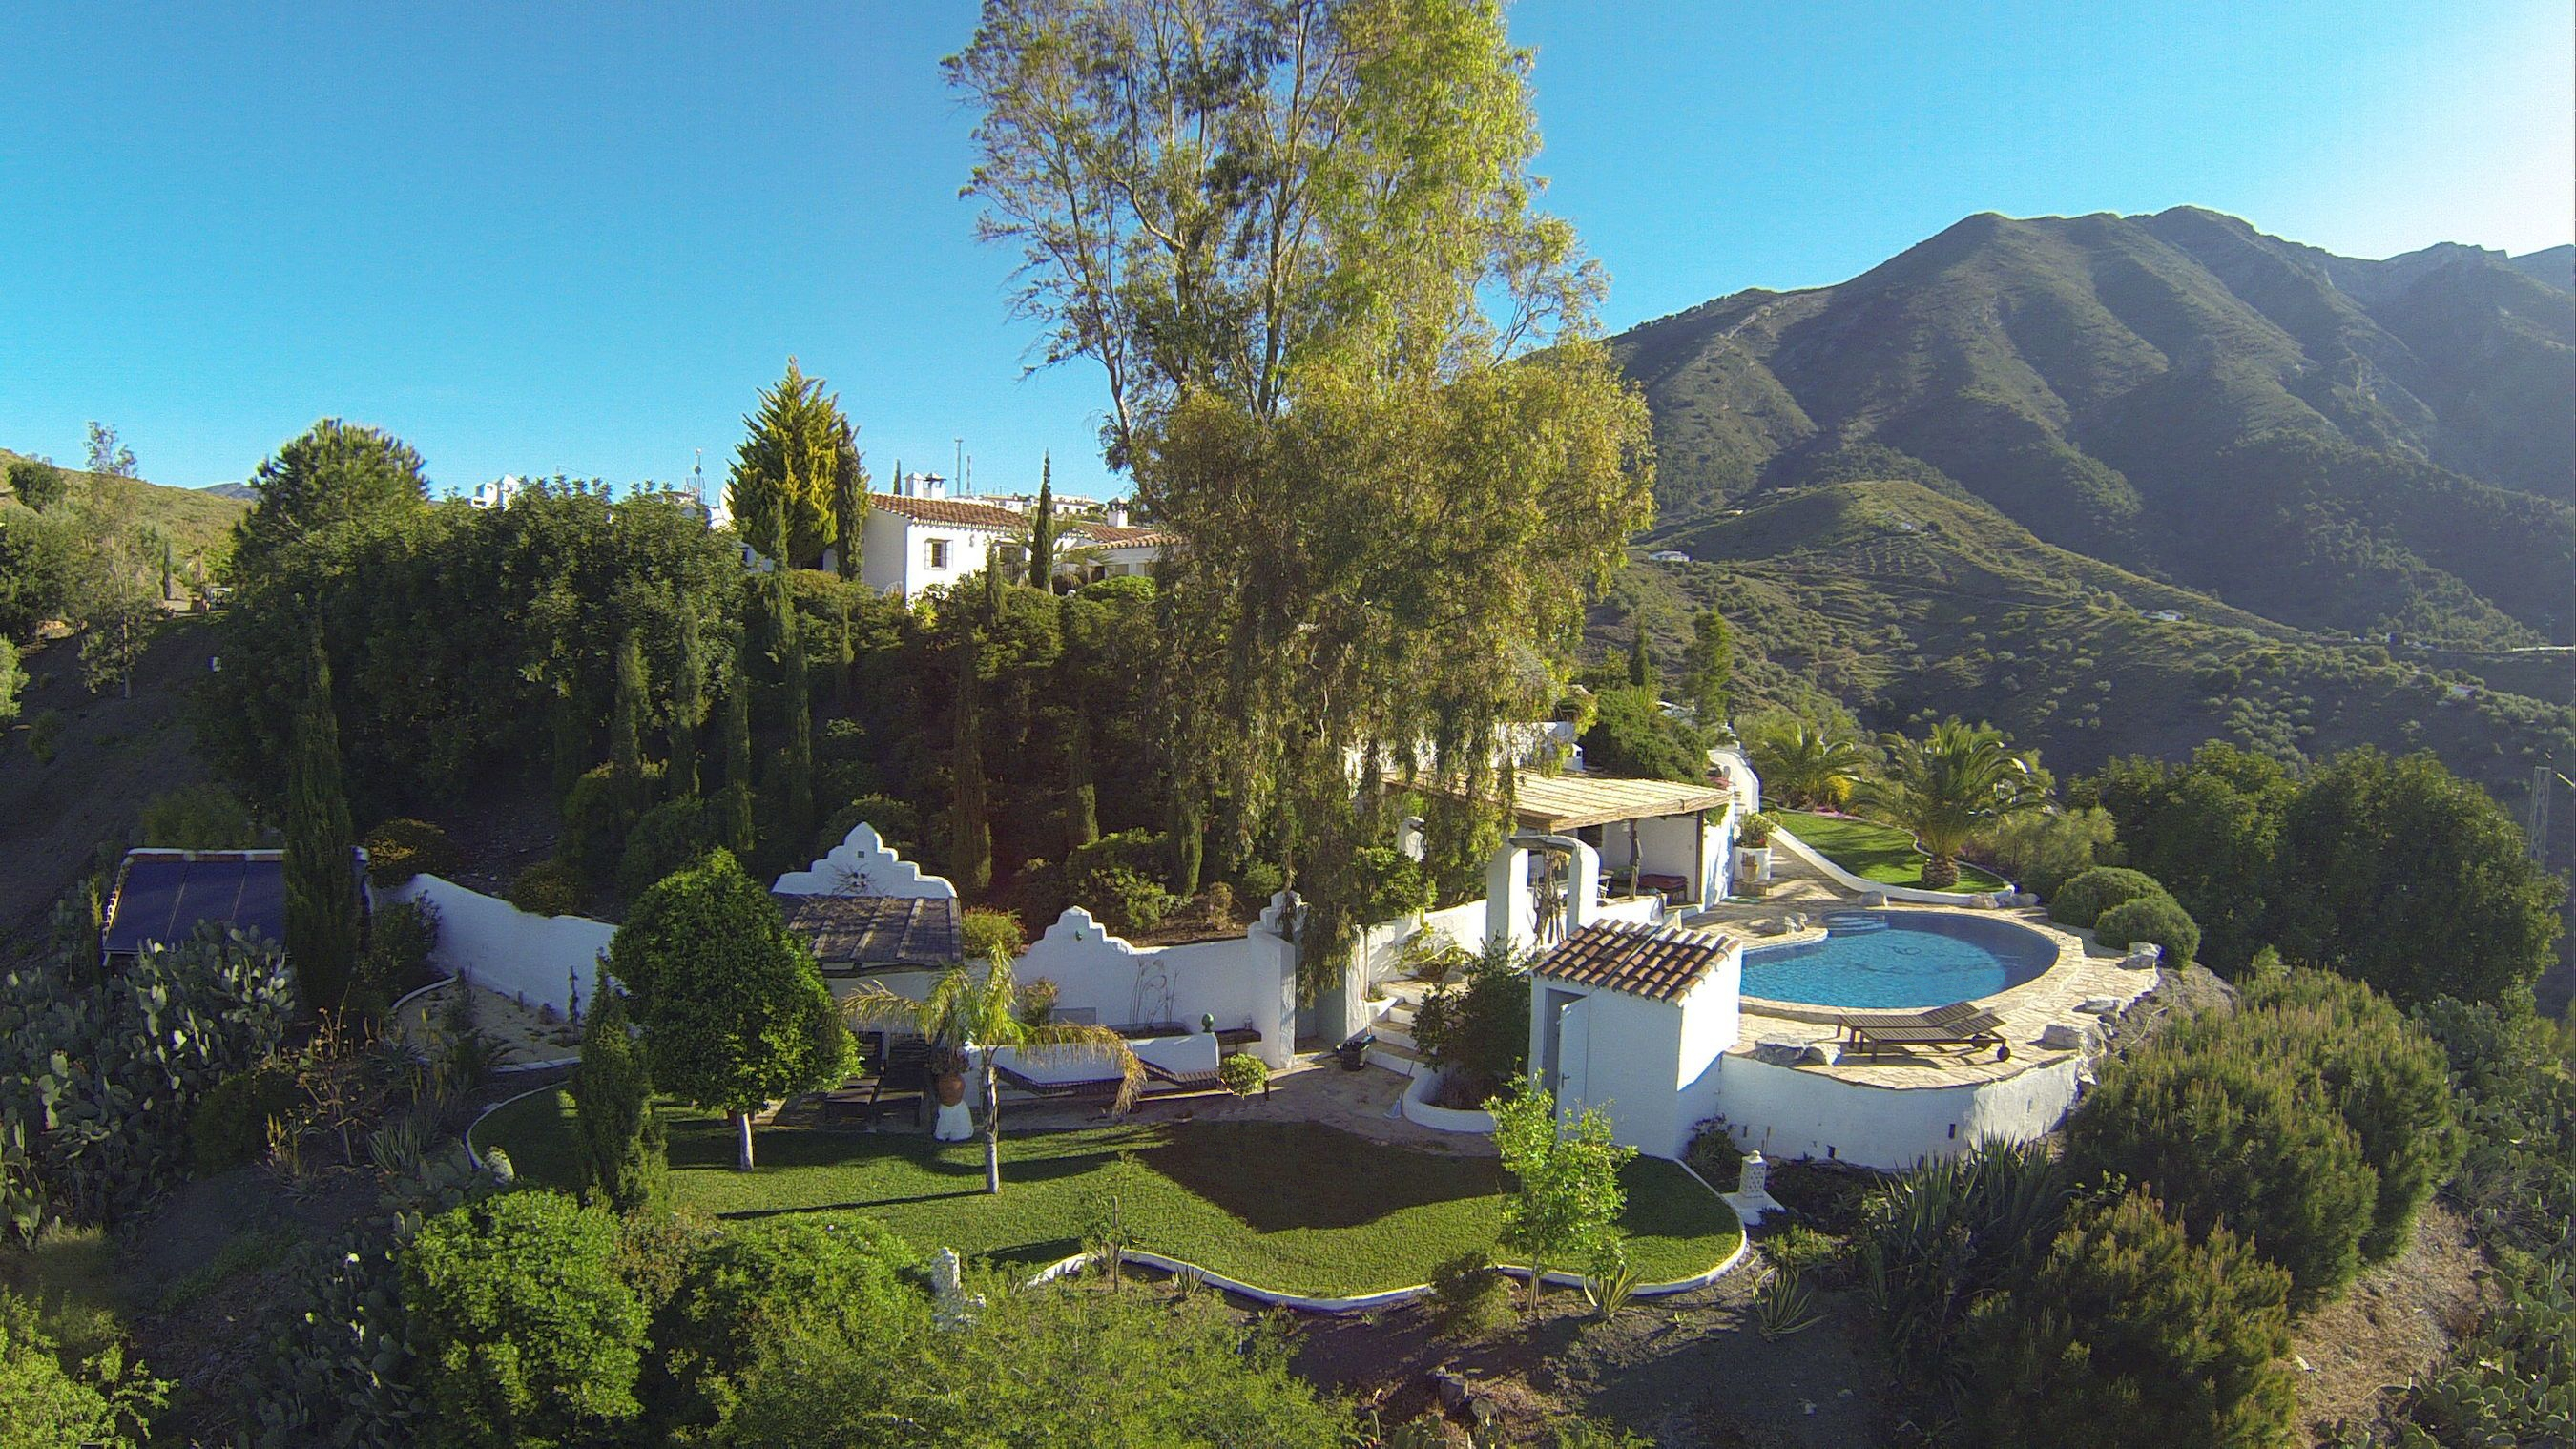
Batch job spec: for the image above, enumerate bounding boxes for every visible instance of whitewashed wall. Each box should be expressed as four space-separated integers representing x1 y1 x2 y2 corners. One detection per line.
773 823 955 899
387 874 613 1017
1707 1052 2085 1170
1014 896 1298 1068
1770 822 2014 905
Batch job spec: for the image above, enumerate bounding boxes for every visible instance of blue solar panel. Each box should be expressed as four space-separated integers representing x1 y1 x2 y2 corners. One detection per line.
101 854 291 955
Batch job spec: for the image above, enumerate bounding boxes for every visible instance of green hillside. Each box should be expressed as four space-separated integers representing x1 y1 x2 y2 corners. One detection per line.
1610 479 2576 859
0 446 247 577
1611 208 2576 649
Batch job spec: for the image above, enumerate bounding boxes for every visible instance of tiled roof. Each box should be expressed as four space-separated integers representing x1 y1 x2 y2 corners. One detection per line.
773 892 962 969
1072 523 1177 548
1533 920 1736 1004
870 493 1027 531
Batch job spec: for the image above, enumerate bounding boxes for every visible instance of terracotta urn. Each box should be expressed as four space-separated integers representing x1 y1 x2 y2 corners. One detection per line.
934 1069 966 1107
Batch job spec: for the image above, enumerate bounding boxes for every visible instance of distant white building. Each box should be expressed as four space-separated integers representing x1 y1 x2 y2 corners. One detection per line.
1647 549 1691 564
467 475 527 509
854 484 1025 599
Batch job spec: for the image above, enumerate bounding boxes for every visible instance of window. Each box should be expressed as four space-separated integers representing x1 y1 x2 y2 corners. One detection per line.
925 538 949 569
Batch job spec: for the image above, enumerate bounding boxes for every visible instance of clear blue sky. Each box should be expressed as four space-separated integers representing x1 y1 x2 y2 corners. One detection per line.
3 1 2566 497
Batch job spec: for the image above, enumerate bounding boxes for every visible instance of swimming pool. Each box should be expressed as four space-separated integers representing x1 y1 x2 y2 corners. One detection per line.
1739 911 2059 1009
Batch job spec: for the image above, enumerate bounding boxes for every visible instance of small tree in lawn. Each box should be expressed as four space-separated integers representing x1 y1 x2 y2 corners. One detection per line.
843 942 1140 1195
569 988 665 1212
284 633 361 1016
1487 1082 1635 1314
610 849 852 1171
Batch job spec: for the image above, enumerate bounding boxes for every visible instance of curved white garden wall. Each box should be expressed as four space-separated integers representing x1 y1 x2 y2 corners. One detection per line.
385 874 613 1017
1769 824 2014 907
1708 1051 2083 1170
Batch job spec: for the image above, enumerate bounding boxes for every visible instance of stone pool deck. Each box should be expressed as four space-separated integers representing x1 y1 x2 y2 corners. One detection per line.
1677 890 2159 1090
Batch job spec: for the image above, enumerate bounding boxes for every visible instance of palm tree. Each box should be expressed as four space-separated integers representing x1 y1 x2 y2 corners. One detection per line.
843 944 1141 1194
1853 719 2045 888
1748 715 1873 809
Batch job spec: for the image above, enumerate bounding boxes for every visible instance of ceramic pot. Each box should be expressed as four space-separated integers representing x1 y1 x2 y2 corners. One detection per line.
934 1070 966 1107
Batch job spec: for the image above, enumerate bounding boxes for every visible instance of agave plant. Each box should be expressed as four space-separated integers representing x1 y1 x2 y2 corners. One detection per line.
1753 1266 1823 1341
1858 1140 2068 1387
1853 718 2045 888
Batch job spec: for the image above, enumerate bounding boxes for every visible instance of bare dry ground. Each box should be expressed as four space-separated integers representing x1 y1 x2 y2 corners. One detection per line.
2289 1201 2490 1446
0 617 229 948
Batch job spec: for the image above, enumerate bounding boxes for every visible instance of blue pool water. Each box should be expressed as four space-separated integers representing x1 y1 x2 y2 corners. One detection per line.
1740 912 2058 1009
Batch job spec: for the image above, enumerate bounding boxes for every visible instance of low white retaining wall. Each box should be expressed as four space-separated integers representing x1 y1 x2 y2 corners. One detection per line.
1709 1050 2085 1170
1769 823 2014 907
387 874 613 1017
1400 1070 1496 1135
1012 896 1299 1068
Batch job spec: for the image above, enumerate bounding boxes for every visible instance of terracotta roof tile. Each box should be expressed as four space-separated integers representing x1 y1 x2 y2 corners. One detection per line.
1073 523 1177 548
1533 920 1736 1004
870 494 1027 530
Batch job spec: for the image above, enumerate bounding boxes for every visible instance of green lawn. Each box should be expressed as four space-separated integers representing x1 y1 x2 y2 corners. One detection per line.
475 1089 1739 1297
1775 810 2009 893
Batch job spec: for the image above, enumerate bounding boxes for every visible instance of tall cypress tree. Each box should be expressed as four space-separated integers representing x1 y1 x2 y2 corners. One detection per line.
834 592 854 708
1627 619 1652 691
669 609 705 798
780 577 815 844
610 628 650 813
1028 454 1056 592
284 634 361 1017
832 448 864 581
949 631 991 897
713 646 756 857
1065 699 1098 853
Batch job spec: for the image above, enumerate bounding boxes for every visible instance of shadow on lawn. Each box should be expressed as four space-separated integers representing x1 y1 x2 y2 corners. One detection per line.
1137 1121 1503 1232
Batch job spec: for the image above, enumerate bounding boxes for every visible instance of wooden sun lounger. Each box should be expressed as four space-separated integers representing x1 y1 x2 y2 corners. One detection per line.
1838 1003 2007 1062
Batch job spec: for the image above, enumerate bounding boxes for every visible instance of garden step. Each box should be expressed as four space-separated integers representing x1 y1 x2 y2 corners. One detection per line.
1365 1040 1428 1078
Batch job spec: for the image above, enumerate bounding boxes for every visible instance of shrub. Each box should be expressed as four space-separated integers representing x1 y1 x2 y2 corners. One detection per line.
29 708 65 763
1579 684 1713 783
639 1216 917 1439
1230 859 1284 907
1351 845 1430 923
1425 1248 1511 1339
350 898 441 1020
561 763 657 889
1066 830 1168 904
0 1286 167 1448
401 1190 648 1448
814 793 921 854
1088 865 1175 936
2093 893 2200 964
2064 1044 2375 1308
361 818 457 886
2048 866 2170 928
1412 940 1531 1107
1763 1224 1847 1283
1960 1191 2295 1449
2223 970 2462 1262
1859 1140 2067 1390
1217 1052 1268 1098
140 783 260 850
960 907 1027 962
190 1060 303 1176
509 859 583 917
1973 805 2114 900
1735 811 1776 847
616 796 713 900
1684 1119 1744 1186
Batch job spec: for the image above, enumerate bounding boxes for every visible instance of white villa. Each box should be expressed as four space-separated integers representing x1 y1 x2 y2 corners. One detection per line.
838 471 1176 599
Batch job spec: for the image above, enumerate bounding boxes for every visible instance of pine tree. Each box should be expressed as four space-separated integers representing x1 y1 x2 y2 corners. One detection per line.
1627 619 1652 691
284 634 361 1017
949 631 991 897
669 609 705 798
610 629 650 814
1028 454 1057 591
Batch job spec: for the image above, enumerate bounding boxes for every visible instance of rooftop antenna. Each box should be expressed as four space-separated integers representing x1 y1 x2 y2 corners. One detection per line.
954 437 965 496
691 448 704 509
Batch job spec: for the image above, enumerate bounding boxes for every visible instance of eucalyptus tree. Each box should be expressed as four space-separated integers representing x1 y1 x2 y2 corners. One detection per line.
949 0 1654 996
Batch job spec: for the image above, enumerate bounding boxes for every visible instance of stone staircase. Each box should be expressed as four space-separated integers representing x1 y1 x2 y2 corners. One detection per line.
1364 978 1432 1078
